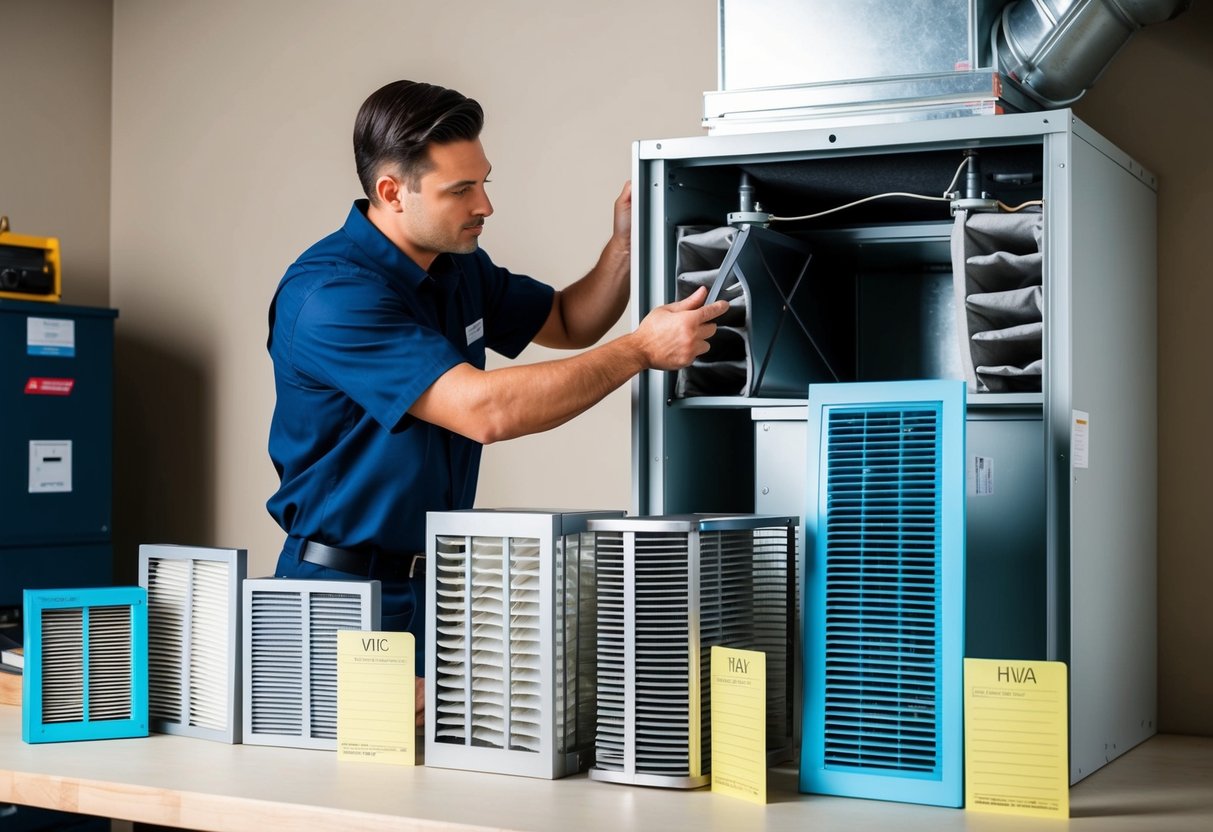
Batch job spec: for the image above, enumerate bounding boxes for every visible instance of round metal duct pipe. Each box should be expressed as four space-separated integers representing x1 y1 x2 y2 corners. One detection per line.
994 0 1191 107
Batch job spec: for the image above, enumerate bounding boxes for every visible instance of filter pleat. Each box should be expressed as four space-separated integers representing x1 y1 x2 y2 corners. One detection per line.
87 605 133 721
146 558 188 723
40 607 84 724
249 590 303 735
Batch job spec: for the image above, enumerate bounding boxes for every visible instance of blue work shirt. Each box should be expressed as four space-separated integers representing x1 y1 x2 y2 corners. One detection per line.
266 200 554 659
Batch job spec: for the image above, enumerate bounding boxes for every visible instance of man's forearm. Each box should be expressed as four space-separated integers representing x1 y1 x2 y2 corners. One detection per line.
412 285 725 446
412 331 647 445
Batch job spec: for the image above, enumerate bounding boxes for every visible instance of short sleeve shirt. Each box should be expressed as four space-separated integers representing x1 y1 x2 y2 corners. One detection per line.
266 200 554 556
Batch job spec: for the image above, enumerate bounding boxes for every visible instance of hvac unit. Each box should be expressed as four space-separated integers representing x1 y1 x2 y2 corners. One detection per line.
424 509 623 779
241 577 380 750
633 109 1156 785
21 586 148 743
139 544 247 743
586 514 796 789
800 380 966 806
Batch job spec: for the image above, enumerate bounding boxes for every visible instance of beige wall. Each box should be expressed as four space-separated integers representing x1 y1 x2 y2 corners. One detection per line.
1074 2 1213 739
0 0 112 308
95 0 1213 738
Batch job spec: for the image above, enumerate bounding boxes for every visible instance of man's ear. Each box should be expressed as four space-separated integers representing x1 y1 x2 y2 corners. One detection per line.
375 174 404 211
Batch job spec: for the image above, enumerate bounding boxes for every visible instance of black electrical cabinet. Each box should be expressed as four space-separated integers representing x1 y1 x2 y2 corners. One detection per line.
0 299 117 616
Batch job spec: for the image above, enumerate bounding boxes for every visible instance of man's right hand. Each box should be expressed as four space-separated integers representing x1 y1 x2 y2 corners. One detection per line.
633 286 730 371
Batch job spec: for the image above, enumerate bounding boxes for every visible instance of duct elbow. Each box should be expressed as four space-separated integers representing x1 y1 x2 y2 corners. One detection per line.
994 0 1193 107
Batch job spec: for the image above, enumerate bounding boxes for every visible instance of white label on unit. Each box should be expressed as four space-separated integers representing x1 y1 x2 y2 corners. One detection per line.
29 441 72 493
972 456 994 496
1072 410 1090 470
26 317 76 357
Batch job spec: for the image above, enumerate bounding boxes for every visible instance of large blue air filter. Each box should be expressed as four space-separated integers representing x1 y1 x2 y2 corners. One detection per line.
800 380 965 807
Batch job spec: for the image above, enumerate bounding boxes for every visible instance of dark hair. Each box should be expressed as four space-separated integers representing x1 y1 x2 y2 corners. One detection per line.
353 80 484 200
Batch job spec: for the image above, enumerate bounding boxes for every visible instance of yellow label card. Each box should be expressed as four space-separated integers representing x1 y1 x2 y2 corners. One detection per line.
964 658 1068 818
337 630 415 766
710 646 766 804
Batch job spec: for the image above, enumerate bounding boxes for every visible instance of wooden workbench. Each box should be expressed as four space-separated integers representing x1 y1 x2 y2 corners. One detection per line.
1 705 1211 831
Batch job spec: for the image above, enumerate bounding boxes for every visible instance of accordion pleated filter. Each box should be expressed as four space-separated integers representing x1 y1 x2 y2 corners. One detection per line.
586 514 797 789
425 509 623 779
800 380 966 808
242 577 380 750
139 544 247 743
21 586 149 744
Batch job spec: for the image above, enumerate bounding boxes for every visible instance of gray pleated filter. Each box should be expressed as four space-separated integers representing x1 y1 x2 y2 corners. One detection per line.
425 509 624 779
587 514 798 789
241 577 380 751
139 544 247 743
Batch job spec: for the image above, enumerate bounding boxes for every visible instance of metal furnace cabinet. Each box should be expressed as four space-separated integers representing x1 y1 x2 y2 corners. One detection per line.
0 300 117 611
630 110 1156 783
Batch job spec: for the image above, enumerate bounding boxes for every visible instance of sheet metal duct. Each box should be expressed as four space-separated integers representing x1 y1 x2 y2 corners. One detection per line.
994 0 1192 106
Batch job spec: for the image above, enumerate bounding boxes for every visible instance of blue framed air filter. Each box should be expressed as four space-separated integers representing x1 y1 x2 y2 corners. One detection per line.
22 586 149 744
800 380 965 807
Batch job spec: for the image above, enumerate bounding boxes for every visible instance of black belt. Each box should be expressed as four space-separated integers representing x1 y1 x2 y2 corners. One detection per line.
300 540 425 582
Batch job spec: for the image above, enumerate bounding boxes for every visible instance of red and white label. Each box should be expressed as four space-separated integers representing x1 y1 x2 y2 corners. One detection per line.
25 377 75 396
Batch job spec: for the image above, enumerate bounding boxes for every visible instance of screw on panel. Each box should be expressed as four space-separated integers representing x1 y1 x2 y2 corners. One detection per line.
762 424 770 432
762 487 769 495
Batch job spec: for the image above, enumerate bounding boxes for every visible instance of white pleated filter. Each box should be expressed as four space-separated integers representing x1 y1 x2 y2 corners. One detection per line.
142 547 244 743
146 558 188 724
434 535 544 752
188 560 231 731
434 535 469 742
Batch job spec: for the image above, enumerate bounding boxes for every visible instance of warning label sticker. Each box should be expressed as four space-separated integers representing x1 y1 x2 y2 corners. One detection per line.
24 377 75 396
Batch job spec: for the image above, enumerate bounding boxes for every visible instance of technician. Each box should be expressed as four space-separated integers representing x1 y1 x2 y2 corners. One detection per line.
266 80 727 719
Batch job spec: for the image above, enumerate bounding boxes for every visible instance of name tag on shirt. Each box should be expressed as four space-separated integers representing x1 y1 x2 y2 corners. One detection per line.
465 318 484 346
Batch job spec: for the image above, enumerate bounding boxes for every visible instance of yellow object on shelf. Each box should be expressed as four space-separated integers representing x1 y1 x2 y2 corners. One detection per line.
0 215 61 303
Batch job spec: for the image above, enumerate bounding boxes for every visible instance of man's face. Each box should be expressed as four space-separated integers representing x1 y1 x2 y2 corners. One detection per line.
396 139 493 259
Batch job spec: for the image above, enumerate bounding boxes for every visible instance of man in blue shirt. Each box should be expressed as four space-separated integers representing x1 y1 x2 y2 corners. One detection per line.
267 80 726 720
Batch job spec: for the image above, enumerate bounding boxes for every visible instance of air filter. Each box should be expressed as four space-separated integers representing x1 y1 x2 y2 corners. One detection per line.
800 380 966 807
242 577 380 750
424 509 624 779
587 514 797 789
21 586 148 744
139 544 246 743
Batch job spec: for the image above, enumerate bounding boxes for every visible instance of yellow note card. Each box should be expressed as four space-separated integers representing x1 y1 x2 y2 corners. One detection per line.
965 658 1068 818
337 630 415 766
710 646 766 804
